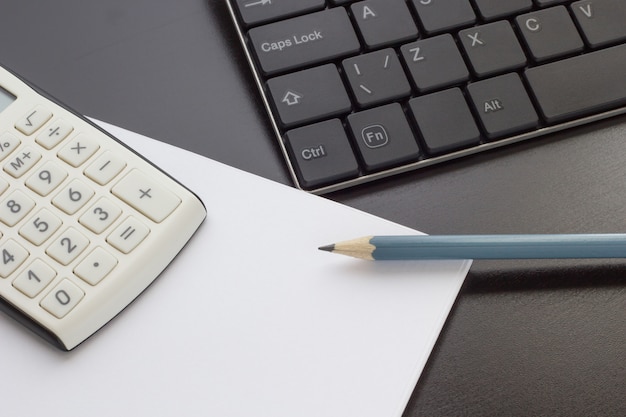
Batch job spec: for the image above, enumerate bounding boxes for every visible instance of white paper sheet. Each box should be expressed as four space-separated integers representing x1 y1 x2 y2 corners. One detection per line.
0 120 471 417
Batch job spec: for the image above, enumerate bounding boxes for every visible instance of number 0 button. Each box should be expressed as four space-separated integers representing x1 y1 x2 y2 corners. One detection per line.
40 279 84 319
112 169 181 223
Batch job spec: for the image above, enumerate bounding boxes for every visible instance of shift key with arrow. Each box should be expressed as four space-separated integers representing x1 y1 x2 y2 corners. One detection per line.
267 64 351 128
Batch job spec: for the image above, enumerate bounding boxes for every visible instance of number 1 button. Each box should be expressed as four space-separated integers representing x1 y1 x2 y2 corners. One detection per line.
112 169 181 223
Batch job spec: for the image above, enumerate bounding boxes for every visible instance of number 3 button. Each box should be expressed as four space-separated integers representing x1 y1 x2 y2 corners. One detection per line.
79 197 122 234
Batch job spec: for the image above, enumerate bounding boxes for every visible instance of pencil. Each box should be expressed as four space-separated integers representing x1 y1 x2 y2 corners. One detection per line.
318 234 626 260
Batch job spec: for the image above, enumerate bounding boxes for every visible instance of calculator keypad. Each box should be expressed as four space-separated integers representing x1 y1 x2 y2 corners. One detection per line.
0 94 205 350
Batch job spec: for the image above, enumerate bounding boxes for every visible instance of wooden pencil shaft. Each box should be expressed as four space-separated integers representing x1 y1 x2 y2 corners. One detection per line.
326 234 626 260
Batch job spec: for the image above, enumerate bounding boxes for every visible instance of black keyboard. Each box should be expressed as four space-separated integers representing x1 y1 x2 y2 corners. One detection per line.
227 0 626 193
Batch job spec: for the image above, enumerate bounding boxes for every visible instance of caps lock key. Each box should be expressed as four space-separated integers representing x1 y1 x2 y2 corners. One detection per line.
248 8 360 76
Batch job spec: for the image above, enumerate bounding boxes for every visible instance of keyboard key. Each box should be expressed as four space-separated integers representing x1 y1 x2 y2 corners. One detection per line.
473 0 532 20
350 0 418 49
410 0 475 35
525 44 626 123
516 6 584 62
467 73 539 140
233 0 325 26
401 34 468 93
267 64 351 127
571 0 626 48
409 88 480 155
347 103 420 172
459 21 527 78
248 8 360 76
284 119 359 189
342 49 411 108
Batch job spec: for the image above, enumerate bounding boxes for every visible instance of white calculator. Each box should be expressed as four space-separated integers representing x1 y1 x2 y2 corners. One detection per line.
0 64 206 350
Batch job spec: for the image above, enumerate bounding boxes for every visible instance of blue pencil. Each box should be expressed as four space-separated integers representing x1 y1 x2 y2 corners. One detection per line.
318 234 626 260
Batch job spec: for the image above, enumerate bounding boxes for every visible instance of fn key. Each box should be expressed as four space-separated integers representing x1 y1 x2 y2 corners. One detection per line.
285 119 359 189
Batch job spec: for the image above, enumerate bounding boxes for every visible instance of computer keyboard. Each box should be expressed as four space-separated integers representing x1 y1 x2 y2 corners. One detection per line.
227 0 626 193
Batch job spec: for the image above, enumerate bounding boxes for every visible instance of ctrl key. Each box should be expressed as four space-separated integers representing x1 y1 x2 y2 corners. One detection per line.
285 119 359 190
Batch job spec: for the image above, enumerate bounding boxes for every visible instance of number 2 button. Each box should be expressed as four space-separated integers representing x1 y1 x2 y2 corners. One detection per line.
46 228 89 265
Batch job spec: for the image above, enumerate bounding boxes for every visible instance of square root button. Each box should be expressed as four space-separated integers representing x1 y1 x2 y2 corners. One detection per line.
285 119 359 190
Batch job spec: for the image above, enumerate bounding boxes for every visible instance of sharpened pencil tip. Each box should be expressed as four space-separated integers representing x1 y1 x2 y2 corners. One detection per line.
318 244 335 252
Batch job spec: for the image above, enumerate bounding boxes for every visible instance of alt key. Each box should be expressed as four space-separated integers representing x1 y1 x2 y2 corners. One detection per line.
285 119 359 190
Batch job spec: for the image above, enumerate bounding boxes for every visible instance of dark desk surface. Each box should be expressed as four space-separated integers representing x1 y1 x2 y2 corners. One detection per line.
2 1 624 415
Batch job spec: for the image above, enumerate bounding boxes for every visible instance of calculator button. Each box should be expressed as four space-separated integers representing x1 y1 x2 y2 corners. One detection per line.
107 216 150 254
40 279 84 319
35 119 74 149
79 197 122 234
3 146 42 178
112 169 181 223
74 247 118 286
0 239 29 277
15 105 53 136
19 208 63 246
52 179 95 215
0 132 21 161
0 190 36 226
25 161 68 196
57 134 100 167
342 49 412 108
46 227 90 266
83 151 127 185
12 259 57 298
